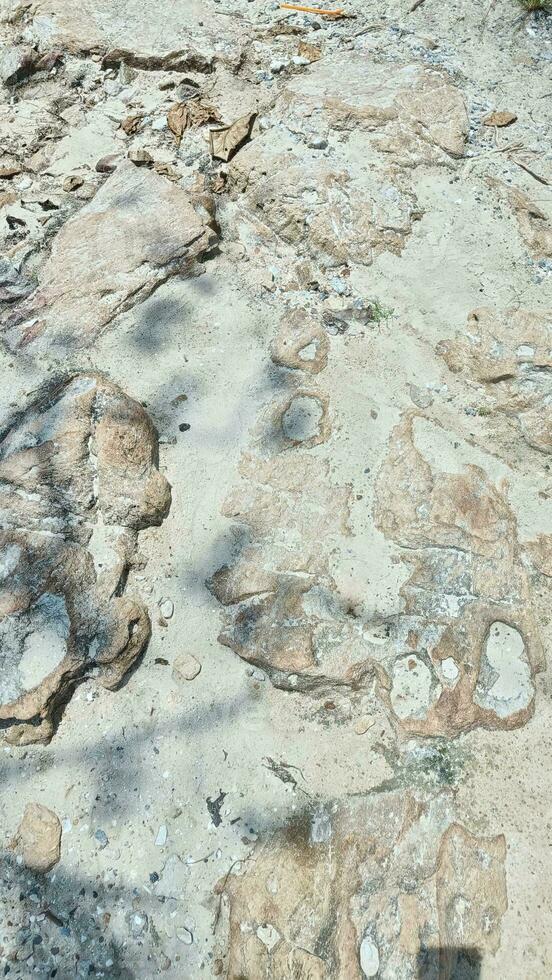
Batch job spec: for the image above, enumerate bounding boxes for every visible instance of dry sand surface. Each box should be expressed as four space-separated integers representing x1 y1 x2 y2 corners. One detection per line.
0 0 552 976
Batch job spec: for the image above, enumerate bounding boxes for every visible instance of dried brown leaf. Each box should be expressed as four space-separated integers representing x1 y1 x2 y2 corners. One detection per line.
121 113 143 135
167 100 221 144
209 112 256 163
298 40 322 62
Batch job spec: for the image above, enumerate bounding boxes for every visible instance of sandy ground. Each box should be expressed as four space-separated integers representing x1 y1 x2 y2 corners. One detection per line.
1 0 552 977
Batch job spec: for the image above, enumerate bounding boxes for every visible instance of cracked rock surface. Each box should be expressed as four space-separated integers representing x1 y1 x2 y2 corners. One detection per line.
0 0 552 977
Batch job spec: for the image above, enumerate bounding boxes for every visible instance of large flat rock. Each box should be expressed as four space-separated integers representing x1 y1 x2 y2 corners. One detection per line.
4 161 217 350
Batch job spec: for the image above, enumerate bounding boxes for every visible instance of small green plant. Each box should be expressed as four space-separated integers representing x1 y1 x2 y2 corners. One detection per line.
518 0 551 11
368 300 395 323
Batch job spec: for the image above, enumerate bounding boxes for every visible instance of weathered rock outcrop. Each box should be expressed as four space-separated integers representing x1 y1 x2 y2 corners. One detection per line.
27 0 247 72
373 412 542 735
229 56 468 267
216 794 507 980
0 373 170 743
3 162 217 350
439 306 552 453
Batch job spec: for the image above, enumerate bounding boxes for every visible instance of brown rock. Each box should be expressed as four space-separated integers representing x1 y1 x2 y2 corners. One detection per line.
13 804 61 872
483 110 517 127
439 307 552 452
62 174 84 192
373 412 542 736
0 373 171 743
3 161 217 350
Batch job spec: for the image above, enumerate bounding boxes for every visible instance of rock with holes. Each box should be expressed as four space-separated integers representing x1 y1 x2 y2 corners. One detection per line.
2 161 217 351
0 373 171 744
372 412 542 736
216 793 507 979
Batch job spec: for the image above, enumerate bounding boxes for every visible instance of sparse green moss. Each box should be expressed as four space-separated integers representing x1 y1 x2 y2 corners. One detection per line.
369 300 395 323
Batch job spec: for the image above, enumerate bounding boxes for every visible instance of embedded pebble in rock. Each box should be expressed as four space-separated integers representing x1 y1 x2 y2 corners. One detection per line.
440 657 460 684
474 622 534 719
256 923 281 951
390 655 441 721
360 936 380 978
172 653 202 681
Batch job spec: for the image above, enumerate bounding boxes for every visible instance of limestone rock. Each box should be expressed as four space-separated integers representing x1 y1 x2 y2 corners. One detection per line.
3 162 217 351
172 653 201 682
0 373 171 743
439 307 552 453
229 57 467 268
373 412 542 735
28 0 247 71
12 803 62 872
217 795 508 979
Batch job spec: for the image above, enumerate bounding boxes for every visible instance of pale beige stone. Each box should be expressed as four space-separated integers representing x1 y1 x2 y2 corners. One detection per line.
13 803 62 873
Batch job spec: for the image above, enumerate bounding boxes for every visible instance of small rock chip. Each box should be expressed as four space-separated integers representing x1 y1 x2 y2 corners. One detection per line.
95 153 122 173
63 175 84 192
172 653 201 681
94 829 109 849
121 113 143 135
155 824 168 847
0 46 37 86
409 383 433 409
354 716 376 736
127 148 152 166
298 40 322 62
13 804 61 873
483 111 517 128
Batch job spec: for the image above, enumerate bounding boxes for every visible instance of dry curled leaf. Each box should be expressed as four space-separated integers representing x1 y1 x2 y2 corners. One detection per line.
298 40 322 62
483 111 517 128
167 99 221 145
211 173 227 194
153 161 180 181
209 112 256 163
121 113 143 135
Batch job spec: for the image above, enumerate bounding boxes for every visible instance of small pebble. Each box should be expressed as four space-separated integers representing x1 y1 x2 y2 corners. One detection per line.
155 824 168 847
172 653 202 682
354 716 376 736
